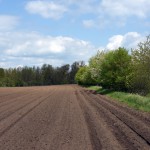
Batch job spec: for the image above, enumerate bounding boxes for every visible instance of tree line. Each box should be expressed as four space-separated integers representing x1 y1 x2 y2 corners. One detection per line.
76 35 150 95
0 61 84 87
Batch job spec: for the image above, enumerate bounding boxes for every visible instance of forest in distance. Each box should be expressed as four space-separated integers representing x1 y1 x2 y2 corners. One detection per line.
0 61 84 87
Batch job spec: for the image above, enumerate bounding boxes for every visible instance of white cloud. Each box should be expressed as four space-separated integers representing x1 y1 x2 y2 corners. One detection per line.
106 35 123 50
81 0 150 28
0 31 96 68
100 0 150 18
0 15 19 30
25 0 150 19
25 1 67 19
106 32 145 50
62 0 150 18
25 0 150 28
0 31 147 68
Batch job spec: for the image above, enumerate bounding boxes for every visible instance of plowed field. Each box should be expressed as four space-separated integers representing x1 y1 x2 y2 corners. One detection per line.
0 85 149 150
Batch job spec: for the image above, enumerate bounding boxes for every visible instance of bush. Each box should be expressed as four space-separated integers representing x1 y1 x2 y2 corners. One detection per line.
0 77 15 87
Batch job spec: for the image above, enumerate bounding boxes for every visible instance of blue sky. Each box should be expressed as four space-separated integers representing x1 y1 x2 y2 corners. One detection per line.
0 0 150 68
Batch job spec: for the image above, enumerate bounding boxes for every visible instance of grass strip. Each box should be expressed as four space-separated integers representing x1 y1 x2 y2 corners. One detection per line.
87 86 150 112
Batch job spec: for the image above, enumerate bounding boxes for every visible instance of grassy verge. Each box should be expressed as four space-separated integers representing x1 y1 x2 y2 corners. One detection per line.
87 86 150 112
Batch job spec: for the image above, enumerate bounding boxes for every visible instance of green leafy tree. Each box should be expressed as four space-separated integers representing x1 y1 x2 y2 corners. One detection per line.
34 67 42 85
59 64 70 84
75 66 96 85
127 35 150 95
21 67 35 86
41 64 54 85
0 68 5 78
100 47 131 90
89 51 105 84
69 61 85 84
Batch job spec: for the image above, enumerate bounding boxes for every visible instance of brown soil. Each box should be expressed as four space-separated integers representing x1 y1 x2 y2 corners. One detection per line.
0 85 149 150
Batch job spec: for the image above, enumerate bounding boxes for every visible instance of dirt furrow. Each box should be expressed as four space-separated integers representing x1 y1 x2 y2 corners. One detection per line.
81 89 150 149
0 88 56 138
0 91 52 122
0 86 53 111
75 89 123 150
0 90 42 113
83 90 150 144
0 88 36 100
0 89 36 104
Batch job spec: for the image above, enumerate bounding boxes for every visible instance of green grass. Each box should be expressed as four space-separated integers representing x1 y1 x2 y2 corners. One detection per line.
88 86 150 112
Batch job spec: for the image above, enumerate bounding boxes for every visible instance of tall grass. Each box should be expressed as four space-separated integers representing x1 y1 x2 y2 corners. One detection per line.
88 86 150 112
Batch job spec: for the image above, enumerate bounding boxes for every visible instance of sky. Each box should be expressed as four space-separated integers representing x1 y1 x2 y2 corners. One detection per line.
0 0 150 68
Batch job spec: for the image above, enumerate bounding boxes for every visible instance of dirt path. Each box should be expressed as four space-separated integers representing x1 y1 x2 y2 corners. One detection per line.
0 85 149 150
